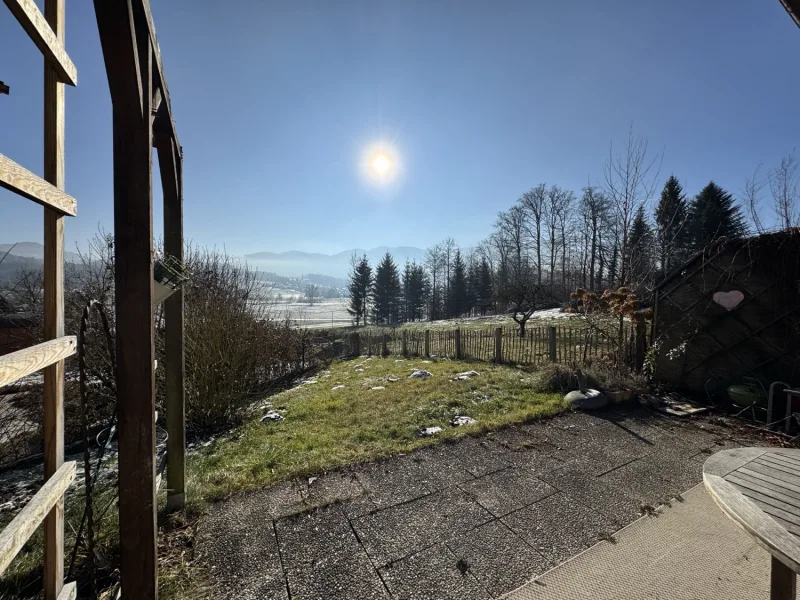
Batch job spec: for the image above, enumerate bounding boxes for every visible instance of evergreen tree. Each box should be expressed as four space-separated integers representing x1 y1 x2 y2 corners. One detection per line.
347 254 372 326
403 263 428 322
655 175 688 273
687 181 747 251
477 258 494 315
446 250 469 317
372 252 401 324
401 262 413 323
466 260 480 316
627 204 653 288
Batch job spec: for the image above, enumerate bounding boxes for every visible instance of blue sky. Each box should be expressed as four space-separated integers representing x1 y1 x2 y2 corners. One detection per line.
2 0 799 255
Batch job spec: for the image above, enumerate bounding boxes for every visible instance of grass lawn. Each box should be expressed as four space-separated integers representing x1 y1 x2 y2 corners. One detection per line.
187 357 566 505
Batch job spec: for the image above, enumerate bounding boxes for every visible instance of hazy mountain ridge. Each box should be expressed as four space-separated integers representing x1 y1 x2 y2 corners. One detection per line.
244 246 426 278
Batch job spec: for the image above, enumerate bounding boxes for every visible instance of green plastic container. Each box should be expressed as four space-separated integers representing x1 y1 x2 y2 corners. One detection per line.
727 383 766 408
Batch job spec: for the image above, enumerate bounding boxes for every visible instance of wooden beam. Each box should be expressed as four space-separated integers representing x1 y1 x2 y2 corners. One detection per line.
3 0 77 86
0 337 76 388
781 0 800 29
157 138 186 511
42 0 67 594
96 0 159 595
0 154 76 215
0 461 75 575
140 0 181 153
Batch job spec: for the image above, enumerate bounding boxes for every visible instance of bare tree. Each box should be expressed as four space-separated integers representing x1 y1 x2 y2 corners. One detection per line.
519 184 547 286
604 127 661 287
769 150 799 230
743 163 767 234
495 205 528 273
580 185 608 290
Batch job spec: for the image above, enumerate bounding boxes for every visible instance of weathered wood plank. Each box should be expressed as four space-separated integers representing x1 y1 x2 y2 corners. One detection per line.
757 456 800 478
0 461 75 575
732 483 800 521
0 337 75 388
0 154 76 215
42 0 67 596
703 447 767 478
739 466 800 497
705 473 800 573
763 452 800 470
728 472 800 505
55 582 76 600
745 462 800 491
3 0 77 86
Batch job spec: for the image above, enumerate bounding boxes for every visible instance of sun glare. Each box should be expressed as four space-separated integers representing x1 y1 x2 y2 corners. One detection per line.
361 142 401 186
372 154 390 174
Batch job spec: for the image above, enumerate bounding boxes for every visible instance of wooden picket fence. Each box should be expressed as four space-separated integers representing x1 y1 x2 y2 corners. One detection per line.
349 322 646 369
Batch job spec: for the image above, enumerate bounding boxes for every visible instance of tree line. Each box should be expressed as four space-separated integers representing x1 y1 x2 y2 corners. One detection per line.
348 129 798 333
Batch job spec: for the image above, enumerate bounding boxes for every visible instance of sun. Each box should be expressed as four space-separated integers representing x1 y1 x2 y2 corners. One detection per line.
372 154 390 175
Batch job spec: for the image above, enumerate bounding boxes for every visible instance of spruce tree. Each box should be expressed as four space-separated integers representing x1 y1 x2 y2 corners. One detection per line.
404 263 428 322
687 181 747 251
655 175 688 273
478 258 494 315
446 250 468 317
372 252 401 324
627 204 653 287
347 255 372 326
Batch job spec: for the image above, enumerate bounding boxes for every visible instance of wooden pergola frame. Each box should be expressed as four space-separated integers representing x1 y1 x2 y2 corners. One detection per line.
1 0 185 598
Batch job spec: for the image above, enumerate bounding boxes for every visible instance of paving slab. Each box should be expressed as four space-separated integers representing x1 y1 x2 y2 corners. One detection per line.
352 486 493 566
448 519 550 594
378 542 491 600
459 468 557 517
351 456 432 516
598 456 675 504
502 492 615 566
297 469 366 506
275 504 361 568
539 464 642 526
284 549 388 600
406 444 477 488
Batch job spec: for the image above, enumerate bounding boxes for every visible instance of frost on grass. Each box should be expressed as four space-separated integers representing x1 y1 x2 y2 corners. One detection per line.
261 410 284 423
387 376 399 382
331 385 345 391
418 426 442 437
410 370 432 378
452 370 480 381
451 416 476 426
371 386 386 390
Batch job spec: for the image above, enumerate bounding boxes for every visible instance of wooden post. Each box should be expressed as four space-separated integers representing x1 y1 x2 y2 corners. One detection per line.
95 1 157 595
402 330 408 357
157 138 185 512
382 334 389 357
548 326 557 362
494 327 502 363
424 330 430 357
634 321 647 374
771 557 796 600
351 332 360 356
43 0 66 596
455 328 462 360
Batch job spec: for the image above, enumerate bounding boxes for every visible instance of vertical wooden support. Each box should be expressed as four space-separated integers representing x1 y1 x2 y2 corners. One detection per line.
424 330 430 357
95 0 157 593
548 326 557 362
382 334 389 357
494 327 502 363
455 328 462 360
157 139 185 512
351 332 360 357
634 321 647 374
43 0 65 596
402 330 408 357
771 557 796 600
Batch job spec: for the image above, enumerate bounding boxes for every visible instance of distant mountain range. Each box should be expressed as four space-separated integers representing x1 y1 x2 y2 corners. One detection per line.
0 242 80 262
244 246 427 278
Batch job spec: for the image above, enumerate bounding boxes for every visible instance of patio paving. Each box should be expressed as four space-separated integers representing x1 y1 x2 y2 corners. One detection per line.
195 404 780 600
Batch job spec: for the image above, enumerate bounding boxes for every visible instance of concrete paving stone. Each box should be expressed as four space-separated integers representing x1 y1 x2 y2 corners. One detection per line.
284 549 389 600
196 495 285 600
448 519 550 595
440 437 513 477
275 503 362 568
502 492 615 566
598 456 675 504
298 469 366 505
458 467 557 517
352 486 493 566
355 456 432 506
226 479 305 519
378 542 490 600
493 445 566 476
540 465 642 527
406 444 477 489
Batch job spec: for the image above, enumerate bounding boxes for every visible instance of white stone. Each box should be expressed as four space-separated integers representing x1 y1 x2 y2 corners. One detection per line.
418 426 442 437
261 410 285 423
371 386 385 390
452 416 476 426
410 370 432 378
331 385 346 390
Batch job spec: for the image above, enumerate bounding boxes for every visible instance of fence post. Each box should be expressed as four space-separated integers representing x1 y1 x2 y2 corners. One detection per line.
382 333 389 357
634 321 647 373
494 327 503 363
424 330 430 357
402 330 408 357
548 326 557 362
352 332 361 357
455 328 462 360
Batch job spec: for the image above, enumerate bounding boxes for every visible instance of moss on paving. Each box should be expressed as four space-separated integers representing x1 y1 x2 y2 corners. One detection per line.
187 358 566 505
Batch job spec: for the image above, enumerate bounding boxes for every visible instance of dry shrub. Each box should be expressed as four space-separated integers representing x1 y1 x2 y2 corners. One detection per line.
530 360 646 394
